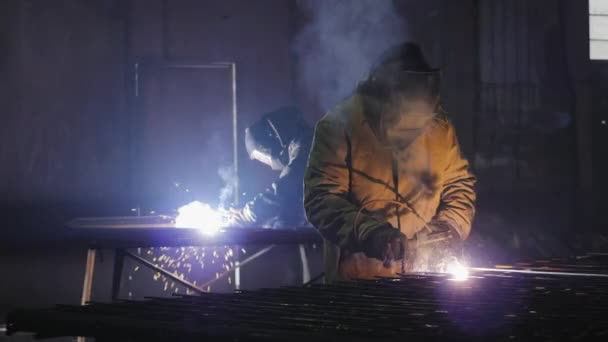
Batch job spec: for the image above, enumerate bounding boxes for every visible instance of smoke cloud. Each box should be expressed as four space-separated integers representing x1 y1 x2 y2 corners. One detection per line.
294 0 407 111
217 165 236 209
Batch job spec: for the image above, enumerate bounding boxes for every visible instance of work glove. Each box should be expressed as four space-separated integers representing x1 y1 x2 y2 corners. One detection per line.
226 204 257 227
363 225 408 267
413 220 464 272
424 220 462 246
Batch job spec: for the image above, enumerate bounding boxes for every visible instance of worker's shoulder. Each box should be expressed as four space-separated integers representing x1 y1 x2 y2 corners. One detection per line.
427 112 459 143
317 95 362 128
430 112 456 133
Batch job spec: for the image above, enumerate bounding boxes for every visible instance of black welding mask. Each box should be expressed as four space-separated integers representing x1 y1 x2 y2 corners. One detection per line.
359 43 441 150
245 107 303 171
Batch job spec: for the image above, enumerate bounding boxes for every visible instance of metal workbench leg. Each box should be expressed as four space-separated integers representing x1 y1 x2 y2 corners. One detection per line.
81 248 96 305
299 244 310 284
111 249 126 300
77 248 96 342
235 245 240 290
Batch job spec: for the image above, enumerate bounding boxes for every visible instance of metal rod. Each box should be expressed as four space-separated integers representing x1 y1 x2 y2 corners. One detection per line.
111 249 126 300
162 64 231 69
302 272 325 287
237 245 275 268
161 0 169 60
231 62 239 206
123 251 206 294
198 245 275 289
12 268 608 341
235 246 240 290
80 248 96 305
298 244 310 284
472 267 608 278
16 255 608 340
231 64 241 295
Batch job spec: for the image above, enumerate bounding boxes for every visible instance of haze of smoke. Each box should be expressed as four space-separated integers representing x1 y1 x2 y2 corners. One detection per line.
217 165 236 209
294 0 407 111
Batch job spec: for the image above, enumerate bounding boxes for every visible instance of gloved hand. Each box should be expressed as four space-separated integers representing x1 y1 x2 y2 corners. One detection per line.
414 220 464 272
424 220 461 244
363 225 408 267
226 204 257 227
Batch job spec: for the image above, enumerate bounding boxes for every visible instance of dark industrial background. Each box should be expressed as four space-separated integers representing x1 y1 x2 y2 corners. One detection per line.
0 0 605 338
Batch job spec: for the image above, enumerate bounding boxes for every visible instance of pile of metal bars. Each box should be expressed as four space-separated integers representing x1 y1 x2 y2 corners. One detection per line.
7 254 608 341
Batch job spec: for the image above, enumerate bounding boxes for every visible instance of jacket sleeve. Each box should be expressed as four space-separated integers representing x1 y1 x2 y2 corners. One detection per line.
233 188 279 227
233 166 306 227
304 119 386 248
433 124 477 239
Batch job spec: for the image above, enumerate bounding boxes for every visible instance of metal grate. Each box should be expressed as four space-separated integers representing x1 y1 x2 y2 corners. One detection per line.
8 254 608 341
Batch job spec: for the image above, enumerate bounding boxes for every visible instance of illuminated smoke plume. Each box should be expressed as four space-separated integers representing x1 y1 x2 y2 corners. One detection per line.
217 165 236 209
294 0 407 111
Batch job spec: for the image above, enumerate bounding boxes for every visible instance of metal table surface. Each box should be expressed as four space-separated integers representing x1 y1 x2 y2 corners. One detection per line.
67 216 322 249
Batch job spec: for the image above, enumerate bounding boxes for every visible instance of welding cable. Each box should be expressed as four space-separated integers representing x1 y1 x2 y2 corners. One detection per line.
266 119 286 149
353 199 433 235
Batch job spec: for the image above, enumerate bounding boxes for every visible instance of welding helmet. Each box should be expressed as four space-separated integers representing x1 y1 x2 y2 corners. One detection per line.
358 42 441 149
245 107 305 171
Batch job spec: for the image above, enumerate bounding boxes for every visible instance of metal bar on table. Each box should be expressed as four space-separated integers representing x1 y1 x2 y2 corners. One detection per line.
472 267 608 278
123 251 206 294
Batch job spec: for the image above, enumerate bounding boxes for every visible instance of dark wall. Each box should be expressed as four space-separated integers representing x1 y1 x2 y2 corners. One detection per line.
0 0 129 205
129 0 296 126
472 0 596 260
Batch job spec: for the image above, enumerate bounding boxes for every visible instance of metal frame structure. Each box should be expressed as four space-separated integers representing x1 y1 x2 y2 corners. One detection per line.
81 240 314 303
131 61 239 206
73 219 322 304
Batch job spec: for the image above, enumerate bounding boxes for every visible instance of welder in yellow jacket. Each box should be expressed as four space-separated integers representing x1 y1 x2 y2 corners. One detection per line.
304 42 476 282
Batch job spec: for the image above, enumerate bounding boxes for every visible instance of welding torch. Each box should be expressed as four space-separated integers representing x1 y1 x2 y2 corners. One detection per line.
356 199 463 268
